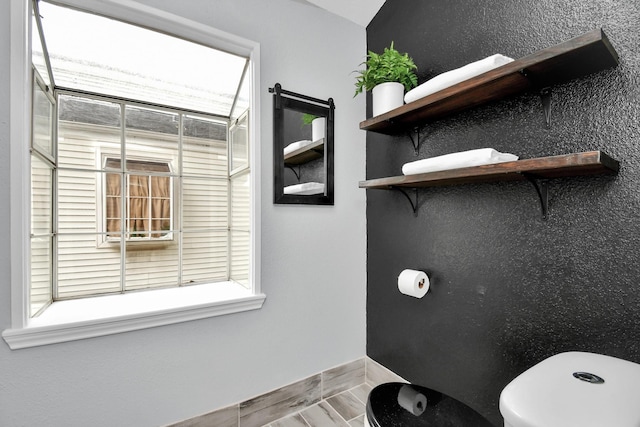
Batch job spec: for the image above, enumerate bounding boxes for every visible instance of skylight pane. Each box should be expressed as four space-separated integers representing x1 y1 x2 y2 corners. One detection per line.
31 12 51 87
38 2 247 117
231 65 250 121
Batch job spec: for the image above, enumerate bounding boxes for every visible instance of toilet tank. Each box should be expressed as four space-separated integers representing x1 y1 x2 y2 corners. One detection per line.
499 351 640 427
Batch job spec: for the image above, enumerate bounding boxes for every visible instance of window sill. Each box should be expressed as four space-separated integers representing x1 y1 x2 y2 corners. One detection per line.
2 282 266 350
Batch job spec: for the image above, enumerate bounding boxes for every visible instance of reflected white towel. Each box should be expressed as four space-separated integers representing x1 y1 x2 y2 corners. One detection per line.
404 54 514 104
284 140 313 156
284 182 325 195
402 148 518 175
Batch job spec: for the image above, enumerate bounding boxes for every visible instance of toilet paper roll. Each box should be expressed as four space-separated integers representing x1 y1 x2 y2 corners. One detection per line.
397 384 427 416
398 269 429 298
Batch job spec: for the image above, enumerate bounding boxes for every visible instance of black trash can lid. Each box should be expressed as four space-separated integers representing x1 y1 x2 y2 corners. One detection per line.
366 382 493 427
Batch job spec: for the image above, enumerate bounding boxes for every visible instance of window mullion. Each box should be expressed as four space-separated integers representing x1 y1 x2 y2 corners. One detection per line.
227 119 232 281
147 174 152 240
51 92 59 302
119 102 126 294
177 114 183 286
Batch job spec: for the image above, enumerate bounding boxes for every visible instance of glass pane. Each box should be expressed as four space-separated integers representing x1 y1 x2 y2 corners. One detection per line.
124 235 179 291
230 230 250 288
126 173 173 240
31 236 52 316
31 154 52 236
231 63 249 121
182 177 228 230
183 115 228 178
182 230 228 285
31 155 54 315
230 172 250 288
128 174 150 238
31 7 50 88
125 106 178 172
105 172 122 239
231 172 250 232
230 114 249 173
57 233 121 298
58 94 121 170
32 79 54 158
150 175 172 238
39 1 247 116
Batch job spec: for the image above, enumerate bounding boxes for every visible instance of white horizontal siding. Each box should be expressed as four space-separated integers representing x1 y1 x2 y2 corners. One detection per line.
183 130 228 179
182 231 228 284
126 245 180 290
57 233 121 298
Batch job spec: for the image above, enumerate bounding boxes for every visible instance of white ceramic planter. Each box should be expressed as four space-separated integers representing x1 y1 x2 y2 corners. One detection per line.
311 117 326 142
372 81 405 116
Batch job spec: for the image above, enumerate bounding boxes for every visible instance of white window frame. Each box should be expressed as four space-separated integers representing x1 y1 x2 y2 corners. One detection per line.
3 0 263 350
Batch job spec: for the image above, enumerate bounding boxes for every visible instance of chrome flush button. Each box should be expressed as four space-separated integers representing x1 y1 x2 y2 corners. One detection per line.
573 372 605 384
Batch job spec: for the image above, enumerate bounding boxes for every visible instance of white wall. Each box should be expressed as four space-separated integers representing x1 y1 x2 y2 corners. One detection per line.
0 0 367 425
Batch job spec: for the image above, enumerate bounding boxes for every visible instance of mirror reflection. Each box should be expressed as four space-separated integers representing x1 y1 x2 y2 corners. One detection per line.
271 83 334 205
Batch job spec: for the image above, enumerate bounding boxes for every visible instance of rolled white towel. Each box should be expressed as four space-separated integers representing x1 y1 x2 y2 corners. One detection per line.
284 182 325 195
284 140 313 156
402 148 518 175
404 54 514 104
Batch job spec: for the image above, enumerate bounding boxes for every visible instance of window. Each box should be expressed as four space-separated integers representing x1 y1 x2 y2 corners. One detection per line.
103 158 173 242
3 0 263 349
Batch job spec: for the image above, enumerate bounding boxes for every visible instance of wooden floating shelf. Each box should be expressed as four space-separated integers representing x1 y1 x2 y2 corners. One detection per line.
360 29 619 134
284 139 324 166
359 151 619 190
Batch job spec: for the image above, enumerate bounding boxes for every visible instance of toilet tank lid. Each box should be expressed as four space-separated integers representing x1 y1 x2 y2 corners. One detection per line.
499 352 640 427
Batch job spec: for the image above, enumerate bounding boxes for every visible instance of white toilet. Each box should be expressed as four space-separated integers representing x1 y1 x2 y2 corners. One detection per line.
500 351 640 427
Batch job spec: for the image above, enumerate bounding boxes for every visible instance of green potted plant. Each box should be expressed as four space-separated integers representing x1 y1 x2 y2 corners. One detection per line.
354 41 418 116
302 113 325 142
301 113 318 125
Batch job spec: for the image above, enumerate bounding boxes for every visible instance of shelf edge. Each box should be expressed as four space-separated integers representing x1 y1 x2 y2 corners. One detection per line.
359 151 619 190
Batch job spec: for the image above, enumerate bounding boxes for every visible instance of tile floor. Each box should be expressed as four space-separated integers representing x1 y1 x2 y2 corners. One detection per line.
265 383 372 427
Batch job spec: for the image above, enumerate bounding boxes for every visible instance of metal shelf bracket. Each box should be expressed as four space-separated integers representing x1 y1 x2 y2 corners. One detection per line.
392 187 419 215
286 165 301 181
524 174 549 220
519 68 553 127
406 127 421 155
540 87 552 127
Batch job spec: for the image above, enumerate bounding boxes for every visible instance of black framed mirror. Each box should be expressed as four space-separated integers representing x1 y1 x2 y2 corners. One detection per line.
271 83 334 205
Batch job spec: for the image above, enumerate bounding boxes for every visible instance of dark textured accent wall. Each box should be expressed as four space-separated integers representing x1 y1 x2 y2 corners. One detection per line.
365 1 640 425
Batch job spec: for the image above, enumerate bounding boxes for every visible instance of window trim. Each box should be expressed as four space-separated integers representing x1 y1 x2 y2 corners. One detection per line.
3 281 265 350
4 0 263 349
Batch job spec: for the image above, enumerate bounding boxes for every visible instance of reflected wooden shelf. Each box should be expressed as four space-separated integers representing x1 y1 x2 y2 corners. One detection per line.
359 151 619 190
359 29 619 134
284 138 324 166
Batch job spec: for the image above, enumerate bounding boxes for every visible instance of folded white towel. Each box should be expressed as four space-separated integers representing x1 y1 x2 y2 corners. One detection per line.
284 182 325 195
402 148 518 175
284 140 314 156
404 54 514 104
